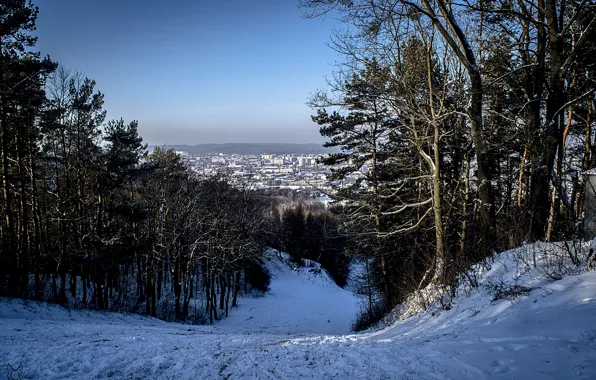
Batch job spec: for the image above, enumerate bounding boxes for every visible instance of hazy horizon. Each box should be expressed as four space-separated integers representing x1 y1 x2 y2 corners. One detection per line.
146 142 335 155
35 0 339 146
148 142 326 146
137 125 328 146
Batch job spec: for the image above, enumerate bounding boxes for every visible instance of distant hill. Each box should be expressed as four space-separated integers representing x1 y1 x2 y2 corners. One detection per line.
149 143 334 155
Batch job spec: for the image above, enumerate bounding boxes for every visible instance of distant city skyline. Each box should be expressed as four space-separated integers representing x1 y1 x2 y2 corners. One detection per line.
35 0 340 145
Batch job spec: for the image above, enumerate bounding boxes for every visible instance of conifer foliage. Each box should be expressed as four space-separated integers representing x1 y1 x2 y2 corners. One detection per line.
0 1 270 323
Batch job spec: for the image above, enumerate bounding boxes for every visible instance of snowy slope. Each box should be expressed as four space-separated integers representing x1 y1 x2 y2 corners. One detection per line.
1 243 595 379
217 250 360 334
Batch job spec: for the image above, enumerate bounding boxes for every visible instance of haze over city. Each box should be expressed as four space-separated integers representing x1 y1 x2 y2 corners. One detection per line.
35 0 339 145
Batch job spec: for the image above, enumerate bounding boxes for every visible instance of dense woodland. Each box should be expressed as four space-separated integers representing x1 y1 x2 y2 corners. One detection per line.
1 0 595 327
0 1 274 323
299 0 596 324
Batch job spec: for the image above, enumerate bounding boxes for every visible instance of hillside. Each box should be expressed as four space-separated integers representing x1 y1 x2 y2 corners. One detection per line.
1 244 595 379
217 251 359 334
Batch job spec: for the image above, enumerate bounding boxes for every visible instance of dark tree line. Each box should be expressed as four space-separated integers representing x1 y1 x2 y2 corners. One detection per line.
0 1 271 323
301 0 596 324
266 200 351 287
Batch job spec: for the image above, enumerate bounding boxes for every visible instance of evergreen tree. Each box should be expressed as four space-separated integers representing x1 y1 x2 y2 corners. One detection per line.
0 0 56 297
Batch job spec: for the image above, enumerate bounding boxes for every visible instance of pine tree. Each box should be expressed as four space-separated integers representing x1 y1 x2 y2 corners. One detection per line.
0 0 56 297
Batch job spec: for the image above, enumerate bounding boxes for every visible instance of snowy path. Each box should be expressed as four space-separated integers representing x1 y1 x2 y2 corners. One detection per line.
1 250 596 379
217 254 359 335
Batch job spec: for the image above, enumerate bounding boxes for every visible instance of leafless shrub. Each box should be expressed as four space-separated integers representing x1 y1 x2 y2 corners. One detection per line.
487 283 534 302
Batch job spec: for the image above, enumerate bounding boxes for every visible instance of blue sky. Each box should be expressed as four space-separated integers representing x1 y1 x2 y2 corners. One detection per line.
35 0 339 145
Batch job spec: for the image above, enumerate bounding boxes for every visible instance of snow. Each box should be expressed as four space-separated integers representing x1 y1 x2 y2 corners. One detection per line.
1 243 596 379
217 251 359 335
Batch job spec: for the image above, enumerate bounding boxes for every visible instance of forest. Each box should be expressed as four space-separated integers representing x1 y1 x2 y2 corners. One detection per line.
1 0 595 329
0 1 280 323
299 0 596 325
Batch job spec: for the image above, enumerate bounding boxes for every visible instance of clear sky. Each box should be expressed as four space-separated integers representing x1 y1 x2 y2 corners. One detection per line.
34 0 339 145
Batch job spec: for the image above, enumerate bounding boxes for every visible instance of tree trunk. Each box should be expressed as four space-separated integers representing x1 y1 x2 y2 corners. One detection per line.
219 275 226 310
428 42 445 284
460 155 471 258
225 273 231 317
232 271 241 307
173 255 182 321
577 98 594 218
546 106 574 241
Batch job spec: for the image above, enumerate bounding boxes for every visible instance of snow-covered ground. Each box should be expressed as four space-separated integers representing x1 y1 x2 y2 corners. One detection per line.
1 244 595 379
217 251 359 335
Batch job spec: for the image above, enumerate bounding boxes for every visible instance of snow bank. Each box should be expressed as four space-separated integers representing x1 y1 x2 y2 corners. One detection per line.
379 239 596 328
